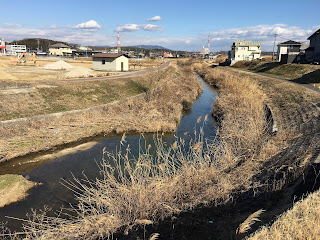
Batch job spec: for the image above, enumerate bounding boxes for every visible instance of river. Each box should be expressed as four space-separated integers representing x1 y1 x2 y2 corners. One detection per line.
0 75 218 230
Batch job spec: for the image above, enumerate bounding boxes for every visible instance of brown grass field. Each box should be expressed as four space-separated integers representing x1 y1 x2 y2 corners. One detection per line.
0 62 202 162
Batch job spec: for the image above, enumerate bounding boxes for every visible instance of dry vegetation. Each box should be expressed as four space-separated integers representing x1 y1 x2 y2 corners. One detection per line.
232 59 320 83
0 73 151 120
0 56 166 83
0 59 289 239
0 63 202 162
247 189 320 239
0 174 37 208
1 59 319 239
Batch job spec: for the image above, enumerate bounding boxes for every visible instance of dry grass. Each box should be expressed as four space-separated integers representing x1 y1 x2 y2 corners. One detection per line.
0 71 153 121
0 174 37 208
2 59 319 239
129 58 170 71
237 209 264 234
0 64 202 162
232 59 320 80
2 60 279 239
247 189 320 239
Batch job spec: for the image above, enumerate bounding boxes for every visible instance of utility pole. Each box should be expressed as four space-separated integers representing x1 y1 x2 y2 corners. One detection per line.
272 34 278 61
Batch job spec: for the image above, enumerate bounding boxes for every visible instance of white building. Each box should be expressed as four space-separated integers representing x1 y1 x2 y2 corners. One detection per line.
277 40 302 63
92 53 129 71
49 43 73 56
200 46 209 55
229 40 261 65
6 44 27 56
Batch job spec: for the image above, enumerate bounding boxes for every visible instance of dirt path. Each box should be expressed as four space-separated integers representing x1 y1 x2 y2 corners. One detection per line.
42 60 172 83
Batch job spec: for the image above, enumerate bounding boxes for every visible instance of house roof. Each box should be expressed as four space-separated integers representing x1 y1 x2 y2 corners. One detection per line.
278 40 301 46
308 28 320 40
233 40 261 47
92 53 128 58
305 46 315 51
49 43 70 48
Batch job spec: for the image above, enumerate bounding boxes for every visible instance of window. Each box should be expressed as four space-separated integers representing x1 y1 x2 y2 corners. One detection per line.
102 59 105 65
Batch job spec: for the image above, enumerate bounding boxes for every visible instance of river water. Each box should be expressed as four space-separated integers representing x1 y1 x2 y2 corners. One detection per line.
0 75 218 230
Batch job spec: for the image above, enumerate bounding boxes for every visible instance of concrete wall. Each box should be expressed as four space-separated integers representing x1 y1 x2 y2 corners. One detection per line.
93 56 128 71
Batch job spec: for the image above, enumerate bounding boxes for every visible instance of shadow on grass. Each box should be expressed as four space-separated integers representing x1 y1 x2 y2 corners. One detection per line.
114 163 320 240
115 141 320 240
291 69 320 84
253 62 280 73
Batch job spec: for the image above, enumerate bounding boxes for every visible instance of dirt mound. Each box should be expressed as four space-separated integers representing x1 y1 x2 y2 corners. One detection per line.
64 66 94 79
43 60 74 70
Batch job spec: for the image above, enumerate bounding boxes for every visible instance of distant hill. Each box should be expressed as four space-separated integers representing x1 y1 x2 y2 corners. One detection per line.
130 45 169 50
9 38 79 52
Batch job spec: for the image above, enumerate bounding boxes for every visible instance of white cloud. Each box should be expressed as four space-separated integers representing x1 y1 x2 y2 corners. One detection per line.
1 22 319 51
146 16 162 22
115 24 164 32
73 20 101 30
4 23 24 28
141 24 164 32
209 24 320 51
115 24 140 32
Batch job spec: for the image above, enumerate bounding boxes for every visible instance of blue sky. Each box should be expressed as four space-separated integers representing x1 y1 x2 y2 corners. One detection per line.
1 0 319 51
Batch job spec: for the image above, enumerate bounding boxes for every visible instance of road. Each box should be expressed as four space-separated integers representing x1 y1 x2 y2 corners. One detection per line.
44 60 172 83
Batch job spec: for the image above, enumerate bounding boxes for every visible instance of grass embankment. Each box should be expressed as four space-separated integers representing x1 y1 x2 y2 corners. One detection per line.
0 63 202 162
0 174 37 208
248 189 320 239
0 75 151 121
232 60 320 86
4 60 288 240
199 66 320 239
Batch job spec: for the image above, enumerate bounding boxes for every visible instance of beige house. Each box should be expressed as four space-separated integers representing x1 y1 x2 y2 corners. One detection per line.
229 40 261 65
92 53 129 71
49 43 73 56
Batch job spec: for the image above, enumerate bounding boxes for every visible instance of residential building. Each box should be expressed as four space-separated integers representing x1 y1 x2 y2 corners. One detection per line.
5 44 27 56
277 40 302 63
49 43 73 56
163 52 173 58
92 53 129 71
200 46 209 55
109 48 120 54
229 40 261 65
305 28 320 63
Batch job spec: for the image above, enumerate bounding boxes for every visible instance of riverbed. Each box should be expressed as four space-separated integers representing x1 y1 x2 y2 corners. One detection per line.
0 75 218 230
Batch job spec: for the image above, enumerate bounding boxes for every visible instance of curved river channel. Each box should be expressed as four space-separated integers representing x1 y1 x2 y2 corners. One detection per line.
0 75 219 230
